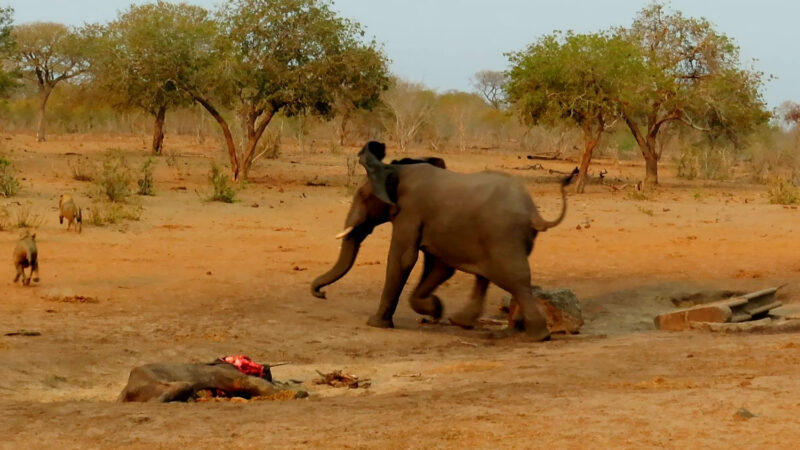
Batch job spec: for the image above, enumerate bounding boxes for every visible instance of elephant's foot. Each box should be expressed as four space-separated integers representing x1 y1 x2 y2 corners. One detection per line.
367 315 394 329
448 311 479 329
449 303 483 329
521 317 551 342
409 295 443 321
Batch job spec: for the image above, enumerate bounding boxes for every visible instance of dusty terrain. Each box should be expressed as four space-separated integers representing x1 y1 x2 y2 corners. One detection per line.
2 133 800 449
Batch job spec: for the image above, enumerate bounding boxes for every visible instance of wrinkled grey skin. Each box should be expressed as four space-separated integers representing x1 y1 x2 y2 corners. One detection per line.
312 141 576 341
13 233 39 286
118 362 299 402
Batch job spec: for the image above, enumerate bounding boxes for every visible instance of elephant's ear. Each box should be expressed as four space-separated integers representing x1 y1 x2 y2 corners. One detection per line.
364 141 386 161
358 142 398 205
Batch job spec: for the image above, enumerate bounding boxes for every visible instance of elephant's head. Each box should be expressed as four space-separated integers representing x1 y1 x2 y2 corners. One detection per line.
311 141 445 299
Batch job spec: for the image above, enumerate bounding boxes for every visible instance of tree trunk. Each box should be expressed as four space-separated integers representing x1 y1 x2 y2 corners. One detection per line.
337 109 351 147
151 105 167 155
240 109 275 180
644 148 659 188
36 86 53 142
575 137 599 194
192 94 240 181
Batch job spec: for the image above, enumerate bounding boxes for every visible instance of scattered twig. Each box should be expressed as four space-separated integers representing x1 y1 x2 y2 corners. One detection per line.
314 369 370 388
4 330 41 337
393 372 422 378
456 339 478 347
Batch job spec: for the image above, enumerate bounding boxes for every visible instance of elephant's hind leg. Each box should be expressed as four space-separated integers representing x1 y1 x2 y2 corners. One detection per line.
408 252 454 320
486 257 550 341
449 275 489 329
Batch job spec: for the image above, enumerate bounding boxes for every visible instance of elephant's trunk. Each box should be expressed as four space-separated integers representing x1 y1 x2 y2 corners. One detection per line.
311 234 363 299
531 167 579 232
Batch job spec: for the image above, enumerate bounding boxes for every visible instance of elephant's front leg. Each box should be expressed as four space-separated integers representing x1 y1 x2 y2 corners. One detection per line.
408 252 455 321
368 222 421 328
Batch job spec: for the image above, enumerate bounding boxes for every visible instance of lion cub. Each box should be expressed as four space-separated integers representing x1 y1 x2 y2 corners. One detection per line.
59 194 82 233
13 232 39 286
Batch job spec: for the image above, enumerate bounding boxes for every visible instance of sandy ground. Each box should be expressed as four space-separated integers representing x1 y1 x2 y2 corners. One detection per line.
1 133 800 449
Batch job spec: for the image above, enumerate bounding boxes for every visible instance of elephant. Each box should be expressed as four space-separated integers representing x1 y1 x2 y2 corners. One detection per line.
311 141 577 341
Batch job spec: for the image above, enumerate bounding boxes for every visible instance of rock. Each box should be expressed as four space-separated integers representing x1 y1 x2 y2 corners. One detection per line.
733 408 756 420
503 288 583 334
535 288 584 334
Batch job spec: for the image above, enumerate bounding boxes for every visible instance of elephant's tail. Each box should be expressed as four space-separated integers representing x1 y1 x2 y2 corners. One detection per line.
530 167 578 232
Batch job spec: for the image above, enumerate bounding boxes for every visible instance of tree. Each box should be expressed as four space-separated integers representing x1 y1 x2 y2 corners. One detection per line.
506 31 643 192
436 91 487 152
331 45 390 146
176 0 389 181
617 2 769 187
92 2 208 155
13 22 92 141
0 7 19 99
472 70 506 109
780 101 800 127
381 80 435 151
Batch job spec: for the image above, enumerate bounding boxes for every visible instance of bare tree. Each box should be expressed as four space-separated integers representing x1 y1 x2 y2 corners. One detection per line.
472 70 506 109
381 80 435 151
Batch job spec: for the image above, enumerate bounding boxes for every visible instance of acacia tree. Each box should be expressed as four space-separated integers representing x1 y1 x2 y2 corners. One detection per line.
331 45 390 146
0 7 19 99
506 32 643 192
472 70 506 109
92 2 207 155
13 22 92 142
617 3 768 187
176 0 389 181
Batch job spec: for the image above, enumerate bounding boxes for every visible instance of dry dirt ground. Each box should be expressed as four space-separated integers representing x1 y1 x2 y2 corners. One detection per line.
2 133 800 449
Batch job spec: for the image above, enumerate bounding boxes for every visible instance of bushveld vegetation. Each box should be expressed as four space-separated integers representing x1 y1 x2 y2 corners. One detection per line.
0 1 795 195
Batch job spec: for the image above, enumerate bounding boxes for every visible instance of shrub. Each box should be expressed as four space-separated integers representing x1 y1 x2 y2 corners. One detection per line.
87 202 142 226
10 202 42 229
767 177 800 205
137 158 156 196
0 157 20 197
209 163 237 203
96 151 132 202
677 144 731 181
68 156 95 182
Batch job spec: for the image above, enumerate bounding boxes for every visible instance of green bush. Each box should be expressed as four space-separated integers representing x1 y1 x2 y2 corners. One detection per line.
209 163 237 203
0 157 20 197
96 151 132 202
137 158 156 196
767 177 800 205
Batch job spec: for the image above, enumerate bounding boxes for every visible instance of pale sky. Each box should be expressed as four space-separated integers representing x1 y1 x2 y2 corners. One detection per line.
7 0 799 108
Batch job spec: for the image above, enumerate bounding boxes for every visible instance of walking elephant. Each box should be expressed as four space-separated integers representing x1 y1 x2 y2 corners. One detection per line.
311 141 576 341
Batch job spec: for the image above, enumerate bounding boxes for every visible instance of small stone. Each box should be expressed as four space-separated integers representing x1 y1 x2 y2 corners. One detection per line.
733 408 756 420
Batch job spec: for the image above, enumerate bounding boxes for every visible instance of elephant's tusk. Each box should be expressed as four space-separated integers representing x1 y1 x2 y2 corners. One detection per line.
335 226 354 239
